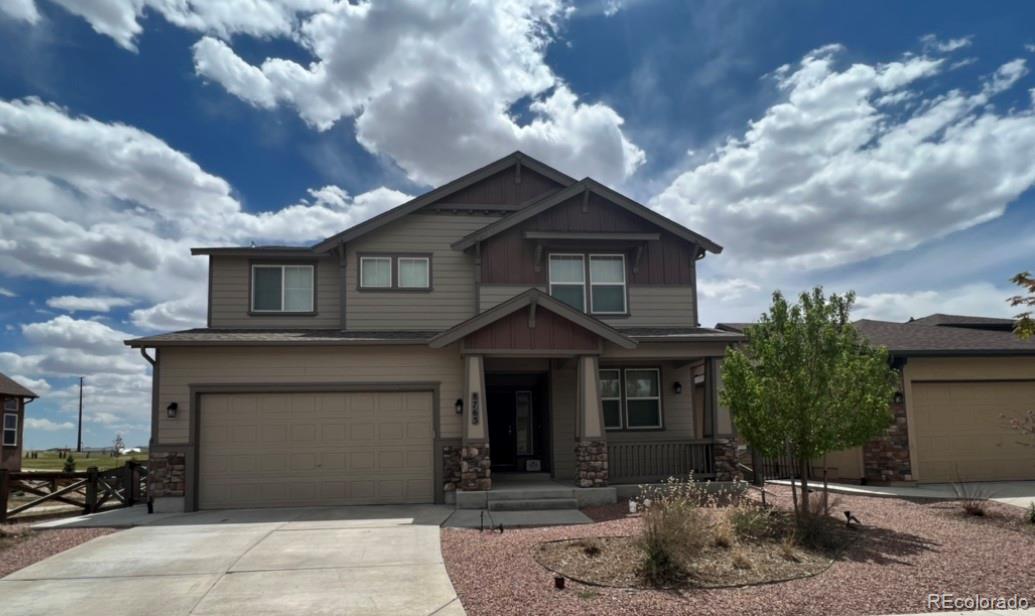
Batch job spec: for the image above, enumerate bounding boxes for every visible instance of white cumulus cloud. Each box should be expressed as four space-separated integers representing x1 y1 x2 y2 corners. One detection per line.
47 295 134 313
25 417 74 431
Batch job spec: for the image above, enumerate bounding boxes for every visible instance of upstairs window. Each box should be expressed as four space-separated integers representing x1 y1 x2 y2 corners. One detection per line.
360 255 431 290
589 255 627 314
251 264 315 313
3 412 17 447
548 254 585 311
360 256 392 288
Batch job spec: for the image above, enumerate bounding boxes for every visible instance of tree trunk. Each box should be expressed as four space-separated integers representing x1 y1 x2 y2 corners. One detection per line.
798 457 810 518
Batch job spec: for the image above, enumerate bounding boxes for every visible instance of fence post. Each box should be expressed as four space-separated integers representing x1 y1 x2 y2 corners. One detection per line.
0 469 9 524
85 466 99 514
751 448 764 486
122 463 134 506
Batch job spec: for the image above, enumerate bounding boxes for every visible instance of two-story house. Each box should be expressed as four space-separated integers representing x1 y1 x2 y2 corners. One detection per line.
127 152 744 513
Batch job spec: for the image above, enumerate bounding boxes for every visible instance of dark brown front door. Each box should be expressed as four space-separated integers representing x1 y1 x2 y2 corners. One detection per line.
486 373 549 472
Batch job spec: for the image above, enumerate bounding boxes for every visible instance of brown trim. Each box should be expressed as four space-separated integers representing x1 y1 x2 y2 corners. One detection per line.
313 152 577 252
187 381 442 512
206 255 213 329
452 178 722 254
524 231 660 242
356 252 433 292
461 348 602 357
338 242 347 329
690 249 701 327
127 338 435 348
429 288 637 350
192 247 315 256
247 259 319 316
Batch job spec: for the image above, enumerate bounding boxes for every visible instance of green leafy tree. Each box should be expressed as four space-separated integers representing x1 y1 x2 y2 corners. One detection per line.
1010 272 1035 339
720 288 898 518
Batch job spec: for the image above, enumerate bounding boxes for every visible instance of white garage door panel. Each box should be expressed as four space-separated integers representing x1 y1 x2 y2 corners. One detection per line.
199 391 434 509
913 381 1035 483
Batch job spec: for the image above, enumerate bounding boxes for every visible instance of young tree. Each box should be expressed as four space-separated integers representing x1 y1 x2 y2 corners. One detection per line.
721 288 898 519
1010 271 1035 339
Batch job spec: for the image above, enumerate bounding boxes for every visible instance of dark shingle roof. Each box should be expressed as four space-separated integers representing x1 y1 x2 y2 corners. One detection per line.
125 329 439 347
716 315 1033 356
616 327 745 342
0 373 39 398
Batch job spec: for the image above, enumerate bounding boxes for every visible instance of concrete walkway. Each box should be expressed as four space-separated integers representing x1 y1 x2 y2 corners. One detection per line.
3 505 464 616
770 479 1035 509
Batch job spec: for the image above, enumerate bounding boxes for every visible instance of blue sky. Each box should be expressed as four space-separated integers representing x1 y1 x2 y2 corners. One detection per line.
0 0 1033 450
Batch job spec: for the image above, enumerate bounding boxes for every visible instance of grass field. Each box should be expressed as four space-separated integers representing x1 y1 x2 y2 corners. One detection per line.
19 451 149 472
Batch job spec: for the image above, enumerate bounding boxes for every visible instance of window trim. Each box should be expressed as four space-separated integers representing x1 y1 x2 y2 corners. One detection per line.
548 253 586 312
357 253 434 292
2 411 17 447
249 262 317 315
3 398 16 412
588 253 627 315
598 367 664 431
599 368 623 430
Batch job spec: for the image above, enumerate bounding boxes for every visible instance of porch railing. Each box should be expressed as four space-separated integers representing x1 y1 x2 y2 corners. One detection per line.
608 440 715 484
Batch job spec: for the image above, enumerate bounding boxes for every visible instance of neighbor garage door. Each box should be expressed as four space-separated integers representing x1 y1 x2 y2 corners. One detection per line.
912 381 1035 483
198 391 434 509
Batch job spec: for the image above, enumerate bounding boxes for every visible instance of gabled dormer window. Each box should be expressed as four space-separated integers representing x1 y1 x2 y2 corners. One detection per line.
251 264 315 313
548 253 627 315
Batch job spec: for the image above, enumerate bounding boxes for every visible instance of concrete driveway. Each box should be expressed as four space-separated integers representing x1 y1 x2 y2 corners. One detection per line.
1 505 464 616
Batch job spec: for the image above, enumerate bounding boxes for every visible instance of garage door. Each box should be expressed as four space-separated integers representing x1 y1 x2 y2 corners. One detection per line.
198 391 434 509
912 381 1035 483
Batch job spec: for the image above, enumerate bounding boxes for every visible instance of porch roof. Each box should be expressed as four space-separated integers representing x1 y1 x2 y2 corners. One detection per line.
427 288 638 350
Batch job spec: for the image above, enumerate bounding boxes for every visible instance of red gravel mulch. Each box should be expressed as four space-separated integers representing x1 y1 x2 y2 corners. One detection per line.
441 488 1035 616
0 525 117 578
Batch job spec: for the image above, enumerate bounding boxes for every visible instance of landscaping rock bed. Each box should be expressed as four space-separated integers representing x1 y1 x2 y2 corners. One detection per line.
0 525 116 578
441 486 1035 616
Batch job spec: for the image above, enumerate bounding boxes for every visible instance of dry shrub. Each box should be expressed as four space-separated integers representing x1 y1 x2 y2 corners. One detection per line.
780 536 801 562
575 539 602 557
951 476 992 517
636 475 714 585
731 549 753 570
729 501 782 541
1028 503 1035 525
713 518 735 549
807 490 844 517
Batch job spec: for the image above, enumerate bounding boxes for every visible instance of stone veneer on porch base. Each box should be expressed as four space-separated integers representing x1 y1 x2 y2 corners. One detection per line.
863 397 912 482
148 451 186 498
459 444 492 491
713 438 741 481
575 440 608 487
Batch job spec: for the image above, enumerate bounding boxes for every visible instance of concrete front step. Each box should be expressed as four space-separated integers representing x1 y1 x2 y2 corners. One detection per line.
487 488 575 501
488 497 578 511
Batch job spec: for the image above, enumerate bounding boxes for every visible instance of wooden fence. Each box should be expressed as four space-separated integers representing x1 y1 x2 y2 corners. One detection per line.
608 440 715 484
0 461 147 523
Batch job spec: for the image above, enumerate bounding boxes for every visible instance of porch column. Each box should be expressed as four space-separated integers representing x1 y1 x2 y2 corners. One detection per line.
575 354 608 487
460 354 491 491
706 357 738 481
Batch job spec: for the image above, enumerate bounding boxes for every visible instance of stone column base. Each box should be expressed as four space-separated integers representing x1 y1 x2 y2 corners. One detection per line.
459 444 491 491
148 451 186 498
575 440 608 487
713 439 740 481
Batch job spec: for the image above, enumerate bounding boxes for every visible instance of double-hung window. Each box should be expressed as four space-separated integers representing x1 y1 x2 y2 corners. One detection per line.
548 254 585 311
251 264 315 313
598 368 662 430
2 411 17 447
589 255 626 314
398 257 430 289
360 256 393 288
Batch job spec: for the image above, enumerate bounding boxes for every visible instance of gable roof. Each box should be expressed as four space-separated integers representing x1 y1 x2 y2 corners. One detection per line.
311 152 576 253
907 313 1015 330
717 318 1034 356
451 177 722 254
0 372 39 398
427 288 637 349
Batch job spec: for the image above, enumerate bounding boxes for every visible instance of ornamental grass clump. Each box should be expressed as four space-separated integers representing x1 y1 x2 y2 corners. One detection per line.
636 475 712 585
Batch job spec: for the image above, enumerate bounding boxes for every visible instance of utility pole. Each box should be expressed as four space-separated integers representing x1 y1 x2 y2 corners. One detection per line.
77 377 84 453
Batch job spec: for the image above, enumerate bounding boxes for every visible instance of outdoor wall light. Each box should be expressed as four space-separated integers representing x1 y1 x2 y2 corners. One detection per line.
673 381 683 394
166 402 179 419
455 398 463 415
893 392 904 404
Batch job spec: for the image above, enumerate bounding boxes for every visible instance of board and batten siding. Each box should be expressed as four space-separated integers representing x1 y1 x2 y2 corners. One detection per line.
155 346 465 446
209 255 341 329
345 214 497 331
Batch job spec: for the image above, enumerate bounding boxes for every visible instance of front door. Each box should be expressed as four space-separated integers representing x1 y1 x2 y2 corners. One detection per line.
486 374 549 472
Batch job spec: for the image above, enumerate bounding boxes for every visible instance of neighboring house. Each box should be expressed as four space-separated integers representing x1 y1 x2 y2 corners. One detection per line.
718 314 1035 484
127 152 744 512
0 372 39 472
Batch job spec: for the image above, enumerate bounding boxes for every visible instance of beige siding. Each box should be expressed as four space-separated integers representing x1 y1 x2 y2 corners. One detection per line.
345 214 496 330
601 286 696 328
156 346 464 445
209 255 341 329
479 285 545 312
480 285 695 327
551 361 577 480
